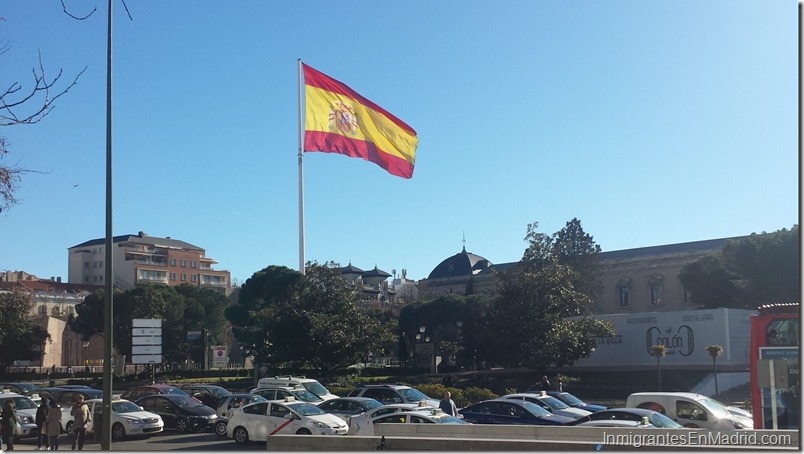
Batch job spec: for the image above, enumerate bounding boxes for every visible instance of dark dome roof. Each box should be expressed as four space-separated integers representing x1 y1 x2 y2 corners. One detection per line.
363 266 391 278
427 247 492 280
340 263 365 274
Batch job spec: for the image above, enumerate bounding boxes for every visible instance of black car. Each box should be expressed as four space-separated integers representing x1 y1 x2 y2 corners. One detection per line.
180 384 232 408
36 387 103 409
134 394 218 433
316 397 384 417
120 384 190 402
458 399 575 426
0 383 40 396
544 391 607 413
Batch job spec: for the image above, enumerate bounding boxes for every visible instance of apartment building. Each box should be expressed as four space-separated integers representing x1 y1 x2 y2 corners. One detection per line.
67 231 231 294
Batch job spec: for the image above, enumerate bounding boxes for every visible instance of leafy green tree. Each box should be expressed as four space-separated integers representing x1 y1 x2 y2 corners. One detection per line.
679 226 799 308
479 221 613 371
553 218 603 304
226 262 389 375
71 284 229 366
0 291 50 370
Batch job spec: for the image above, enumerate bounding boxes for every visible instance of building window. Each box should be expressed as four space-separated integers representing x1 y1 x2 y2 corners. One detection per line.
650 284 663 304
616 277 631 307
191 275 197 282
84 262 90 269
84 277 90 283
39 305 47 315
191 260 197 268
619 287 630 307
99 275 103 282
181 260 187 267
67 306 75 316
170 258 176 266
181 274 187 282
170 273 176 281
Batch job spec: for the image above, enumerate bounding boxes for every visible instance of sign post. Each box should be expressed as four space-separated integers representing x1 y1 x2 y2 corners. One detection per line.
132 319 162 384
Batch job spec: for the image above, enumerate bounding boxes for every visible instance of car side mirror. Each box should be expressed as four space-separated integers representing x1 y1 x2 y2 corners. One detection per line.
139 407 144 411
284 413 293 420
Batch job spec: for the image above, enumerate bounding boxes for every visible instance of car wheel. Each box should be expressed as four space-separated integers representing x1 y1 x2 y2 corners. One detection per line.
295 428 312 435
233 426 249 444
215 420 228 437
66 420 75 438
175 416 190 433
111 423 126 441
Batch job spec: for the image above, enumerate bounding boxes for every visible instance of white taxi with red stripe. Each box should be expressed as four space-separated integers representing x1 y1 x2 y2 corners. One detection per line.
226 397 347 444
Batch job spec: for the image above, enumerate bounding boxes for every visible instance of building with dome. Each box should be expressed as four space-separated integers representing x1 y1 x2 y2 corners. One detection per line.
417 236 746 314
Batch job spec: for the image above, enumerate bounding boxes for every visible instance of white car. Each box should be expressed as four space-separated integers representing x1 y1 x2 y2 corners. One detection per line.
349 408 469 436
227 398 348 444
0 393 39 438
66 398 164 441
502 392 592 419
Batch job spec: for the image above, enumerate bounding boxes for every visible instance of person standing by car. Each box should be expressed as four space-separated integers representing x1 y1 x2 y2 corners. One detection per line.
36 398 50 450
1 399 17 450
439 391 457 416
45 400 61 450
70 395 90 450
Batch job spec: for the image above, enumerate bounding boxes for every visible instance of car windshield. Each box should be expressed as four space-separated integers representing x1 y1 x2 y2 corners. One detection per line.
243 395 268 405
362 399 384 411
288 402 326 416
14 384 39 393
163 388 188 395
520 401 551 416
290 389 322 402
540 396 569 409
648 412 685 428
301 381 329 397
398 388 429 403
112 401 143 414
173 396 205 408
208 387 231 398
557 393 583 406
4 396 37 410
698 397 730 417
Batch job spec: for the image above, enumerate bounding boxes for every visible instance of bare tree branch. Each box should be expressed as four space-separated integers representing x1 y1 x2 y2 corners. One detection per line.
61 0 97 20
0 51 86 126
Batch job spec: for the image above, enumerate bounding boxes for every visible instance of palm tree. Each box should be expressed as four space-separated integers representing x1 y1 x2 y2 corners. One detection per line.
649 344 667 391
706 345 724 396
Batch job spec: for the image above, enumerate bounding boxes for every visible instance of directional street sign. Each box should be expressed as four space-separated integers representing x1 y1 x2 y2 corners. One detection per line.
132 319 162 365
132 345 162 355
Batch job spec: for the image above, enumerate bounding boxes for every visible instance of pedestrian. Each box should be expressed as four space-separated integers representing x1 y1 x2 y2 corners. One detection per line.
36 397 50 450
1 398 17 450
438 391 457 416
539 375 552 391
45 400 61 450
70 395 90 450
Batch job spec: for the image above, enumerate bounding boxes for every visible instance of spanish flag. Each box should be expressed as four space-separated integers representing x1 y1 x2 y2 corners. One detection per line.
302 64 418 179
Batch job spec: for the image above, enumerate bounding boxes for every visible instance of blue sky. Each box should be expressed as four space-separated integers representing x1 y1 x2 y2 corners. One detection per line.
1 1 798 285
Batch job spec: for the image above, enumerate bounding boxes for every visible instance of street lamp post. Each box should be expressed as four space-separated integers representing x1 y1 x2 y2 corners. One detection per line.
83 340 90 370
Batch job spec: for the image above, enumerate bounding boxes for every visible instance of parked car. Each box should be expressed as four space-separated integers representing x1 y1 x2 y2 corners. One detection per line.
348 408 469 436
625 392 754 429
316 397 385 419
226 398 348 444
249 386 323 403
576 419 657 428
120 384 190 402
458 399 575 426
66 398 164 440
0 383 40 397
502 392 592 419
345 405 419 436
212 394 269 437
567 408 685 429
256 376 339 401
134 394 218 433
346 384 440 408
0 392 40 438
180 384 232 408
544 391 607 413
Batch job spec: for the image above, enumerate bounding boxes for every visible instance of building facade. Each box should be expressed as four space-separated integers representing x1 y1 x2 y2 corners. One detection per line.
418 236 745 314
67 231 231 294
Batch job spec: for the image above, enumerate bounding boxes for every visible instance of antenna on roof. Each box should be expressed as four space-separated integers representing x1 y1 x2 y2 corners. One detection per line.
462 231 466 252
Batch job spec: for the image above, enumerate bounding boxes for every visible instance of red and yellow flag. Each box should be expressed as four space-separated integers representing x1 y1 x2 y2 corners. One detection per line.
302 63 418 179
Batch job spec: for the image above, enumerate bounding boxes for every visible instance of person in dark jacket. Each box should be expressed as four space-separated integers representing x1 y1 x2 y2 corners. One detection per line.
36 398 50 450
1 398 17 450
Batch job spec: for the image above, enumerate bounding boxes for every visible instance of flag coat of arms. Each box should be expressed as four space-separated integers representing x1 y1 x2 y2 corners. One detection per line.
302 63 418 179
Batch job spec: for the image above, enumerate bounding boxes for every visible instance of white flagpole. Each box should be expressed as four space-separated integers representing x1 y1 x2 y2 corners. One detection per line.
297 59 306 275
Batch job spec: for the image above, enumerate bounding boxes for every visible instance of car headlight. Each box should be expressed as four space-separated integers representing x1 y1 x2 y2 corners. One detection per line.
123 417 142 424
21 416 33 424
731 420 745 429
311 421 331 429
